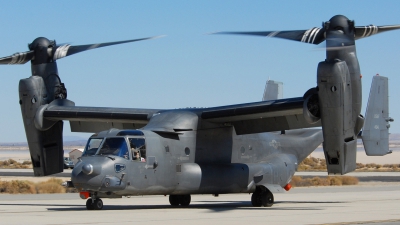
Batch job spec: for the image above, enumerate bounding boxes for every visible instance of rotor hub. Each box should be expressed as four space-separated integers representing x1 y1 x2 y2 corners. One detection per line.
28 37 55 64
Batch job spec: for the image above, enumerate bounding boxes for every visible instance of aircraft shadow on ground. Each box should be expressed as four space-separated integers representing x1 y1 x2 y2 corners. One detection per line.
0 200 343 212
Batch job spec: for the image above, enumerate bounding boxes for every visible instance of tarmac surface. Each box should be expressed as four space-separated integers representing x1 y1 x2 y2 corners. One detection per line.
0 183 400 225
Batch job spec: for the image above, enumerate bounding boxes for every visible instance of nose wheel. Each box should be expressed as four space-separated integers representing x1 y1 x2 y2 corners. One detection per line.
169 194 191 207
251 187 274 207
86 198 103 210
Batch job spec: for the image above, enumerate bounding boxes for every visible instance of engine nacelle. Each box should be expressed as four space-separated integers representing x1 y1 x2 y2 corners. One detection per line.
317 60 357 174
19 76 64 176
303 88 321 124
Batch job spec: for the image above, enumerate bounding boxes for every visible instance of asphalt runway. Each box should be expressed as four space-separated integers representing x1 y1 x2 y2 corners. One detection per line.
0 184 400 225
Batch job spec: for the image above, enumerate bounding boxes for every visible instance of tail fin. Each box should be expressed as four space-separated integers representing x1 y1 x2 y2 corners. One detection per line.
361 75 394 156
262 80 283 101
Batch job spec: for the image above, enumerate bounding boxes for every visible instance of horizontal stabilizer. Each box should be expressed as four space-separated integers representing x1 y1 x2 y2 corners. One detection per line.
362 75 393 156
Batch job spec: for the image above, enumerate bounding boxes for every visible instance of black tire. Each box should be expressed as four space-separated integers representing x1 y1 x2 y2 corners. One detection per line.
251 192 262 207
93 198 103 210
169 195 180 206
180 195 191 206
86 199 94 210
261 190 274 207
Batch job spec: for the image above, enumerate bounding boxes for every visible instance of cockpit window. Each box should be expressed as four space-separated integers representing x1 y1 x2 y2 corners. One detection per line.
129 138 146 162
97 137 129 159
82 138 103 156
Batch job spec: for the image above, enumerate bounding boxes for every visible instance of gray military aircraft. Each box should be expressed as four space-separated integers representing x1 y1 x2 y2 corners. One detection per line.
0 15 398 210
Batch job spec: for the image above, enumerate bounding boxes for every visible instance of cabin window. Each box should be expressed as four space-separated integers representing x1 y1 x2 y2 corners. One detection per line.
82 138 103 156
129 138 146 162
97 137 129 159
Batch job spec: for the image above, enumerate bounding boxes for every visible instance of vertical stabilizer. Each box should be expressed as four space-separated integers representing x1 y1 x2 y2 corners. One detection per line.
263 80 283 101
362 75 393 156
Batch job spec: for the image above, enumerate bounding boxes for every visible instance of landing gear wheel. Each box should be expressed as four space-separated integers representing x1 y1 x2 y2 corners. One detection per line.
180 195 191 206
251 187 274 207
169 194 191 207
261 190 274 207
169 195 180 206
251 192 262 207
86 198 94 210
93 198 103 210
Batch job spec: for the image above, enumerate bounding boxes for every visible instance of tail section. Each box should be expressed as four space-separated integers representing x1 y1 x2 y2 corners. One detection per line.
361 75 393 156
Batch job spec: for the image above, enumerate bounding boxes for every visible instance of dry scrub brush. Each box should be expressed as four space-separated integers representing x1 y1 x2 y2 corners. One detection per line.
290 176 359 187
298 156 400 172
0 178 76 194
0 159 32 169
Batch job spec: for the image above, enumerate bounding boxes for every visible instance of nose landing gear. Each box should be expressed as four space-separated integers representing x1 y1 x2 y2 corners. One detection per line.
86 198 103 210
251 186 274 207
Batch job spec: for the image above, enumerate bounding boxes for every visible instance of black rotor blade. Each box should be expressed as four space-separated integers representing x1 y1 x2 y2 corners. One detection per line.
0 51 34 65
355 25 400 40
53 36 163 60
213 27 325 44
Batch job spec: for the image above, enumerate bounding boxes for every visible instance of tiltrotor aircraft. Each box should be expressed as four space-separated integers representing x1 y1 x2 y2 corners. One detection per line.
0 15 398 210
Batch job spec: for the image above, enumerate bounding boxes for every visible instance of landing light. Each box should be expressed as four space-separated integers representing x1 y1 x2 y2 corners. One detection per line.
80 191 90 199
284 183 292 191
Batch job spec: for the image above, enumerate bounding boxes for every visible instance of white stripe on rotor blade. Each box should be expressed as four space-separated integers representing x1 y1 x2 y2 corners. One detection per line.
372 25 378 35
53 44 71 60
365 25 373 37
309 28 321 43
267 31 280 37
9 52 25 64
301 28 312 42
306 28 316 43
362 26 368 38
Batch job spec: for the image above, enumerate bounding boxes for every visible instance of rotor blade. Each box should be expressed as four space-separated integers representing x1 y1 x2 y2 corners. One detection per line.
0 51 34 65
213 27 325 44
53 36 164 60
355 25 400 39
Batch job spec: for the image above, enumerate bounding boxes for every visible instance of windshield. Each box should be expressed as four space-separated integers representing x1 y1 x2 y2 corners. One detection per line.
97 137 129 159
82 138 103 156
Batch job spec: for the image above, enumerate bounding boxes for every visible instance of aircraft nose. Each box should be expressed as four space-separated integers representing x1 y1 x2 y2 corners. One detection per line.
82 163 94 175
80 163 101 175
71 161 103 190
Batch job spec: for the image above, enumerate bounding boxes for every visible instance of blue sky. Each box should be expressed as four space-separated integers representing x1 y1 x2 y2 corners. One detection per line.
0 1 400 142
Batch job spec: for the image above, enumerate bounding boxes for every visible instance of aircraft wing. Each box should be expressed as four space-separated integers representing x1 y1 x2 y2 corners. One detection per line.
201 97 321 135
39 97 320 135
39 99 162 133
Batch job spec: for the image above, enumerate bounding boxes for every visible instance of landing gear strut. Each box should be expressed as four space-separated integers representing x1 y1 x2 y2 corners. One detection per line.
169 194 191 207
86 198 103 210
251 186 274 207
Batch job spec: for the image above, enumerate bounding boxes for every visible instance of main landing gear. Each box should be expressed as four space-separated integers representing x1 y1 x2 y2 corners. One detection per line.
251 186 274 207
86 198 103 210
169 194 191 207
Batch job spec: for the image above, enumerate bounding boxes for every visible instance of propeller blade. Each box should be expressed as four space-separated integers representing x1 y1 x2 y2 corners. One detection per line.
213 28 326 44
0 51 34 65
355 25 400 40
53 35 164 60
